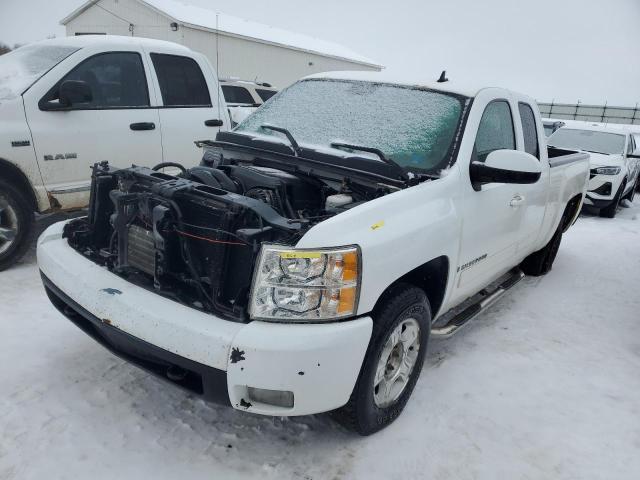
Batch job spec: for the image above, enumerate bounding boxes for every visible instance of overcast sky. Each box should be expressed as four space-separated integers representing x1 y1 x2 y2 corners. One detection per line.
2 0 639 105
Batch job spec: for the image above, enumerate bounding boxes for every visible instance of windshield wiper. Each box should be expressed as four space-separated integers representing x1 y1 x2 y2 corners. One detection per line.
260 124 302 156
329 142 408 181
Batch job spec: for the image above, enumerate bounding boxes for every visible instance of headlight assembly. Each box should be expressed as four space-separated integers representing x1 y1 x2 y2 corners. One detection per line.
593 166 621 175
249 245 360 322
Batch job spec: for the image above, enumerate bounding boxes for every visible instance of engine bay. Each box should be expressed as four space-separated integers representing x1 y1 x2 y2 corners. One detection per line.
63 145 402 321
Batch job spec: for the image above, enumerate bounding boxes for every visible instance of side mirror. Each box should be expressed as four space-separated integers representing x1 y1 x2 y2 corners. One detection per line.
59 80 92 108
470 149 541 191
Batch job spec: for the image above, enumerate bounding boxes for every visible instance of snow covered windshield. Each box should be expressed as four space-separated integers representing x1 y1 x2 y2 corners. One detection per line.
236 79 467 172
548 128 625 155
0 44 79 100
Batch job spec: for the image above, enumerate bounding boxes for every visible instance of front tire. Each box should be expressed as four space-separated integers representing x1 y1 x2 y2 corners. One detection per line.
622 176 637 203
0 179 34 271
333 284 431 435
599 182 624 218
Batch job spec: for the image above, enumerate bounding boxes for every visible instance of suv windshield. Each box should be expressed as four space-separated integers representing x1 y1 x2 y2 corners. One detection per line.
0 44 79 100
236 79 468 172
548 128 625 155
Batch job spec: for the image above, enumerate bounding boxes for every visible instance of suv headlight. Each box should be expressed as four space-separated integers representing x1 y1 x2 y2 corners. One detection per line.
593 166 621 175
249 245 360 322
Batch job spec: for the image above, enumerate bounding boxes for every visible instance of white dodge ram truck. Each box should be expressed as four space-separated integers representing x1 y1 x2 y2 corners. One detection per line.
38 72 589 435
0 35 229 270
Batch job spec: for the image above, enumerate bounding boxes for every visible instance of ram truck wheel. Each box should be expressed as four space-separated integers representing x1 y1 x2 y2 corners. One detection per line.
520 223 563 277
333 283 430 435
0 179 34 271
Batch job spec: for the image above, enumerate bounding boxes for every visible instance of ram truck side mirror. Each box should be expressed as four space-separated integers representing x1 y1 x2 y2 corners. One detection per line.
58 80 93 108
470 149 542 191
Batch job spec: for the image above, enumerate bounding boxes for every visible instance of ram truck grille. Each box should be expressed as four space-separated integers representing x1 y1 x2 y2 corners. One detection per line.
128 225 155 276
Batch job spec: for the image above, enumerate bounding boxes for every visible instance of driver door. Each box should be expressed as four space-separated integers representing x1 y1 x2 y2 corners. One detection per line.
454 99 525 300
23 50 162 210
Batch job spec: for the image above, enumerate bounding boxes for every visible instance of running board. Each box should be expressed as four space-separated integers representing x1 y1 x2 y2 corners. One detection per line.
431 268 525 338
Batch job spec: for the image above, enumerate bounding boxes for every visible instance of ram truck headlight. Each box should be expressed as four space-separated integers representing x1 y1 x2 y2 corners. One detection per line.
593 166 621 175
249 245 360 322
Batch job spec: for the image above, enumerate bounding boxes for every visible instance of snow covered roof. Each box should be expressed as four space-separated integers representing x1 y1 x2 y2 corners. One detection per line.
30 34 193 52
60 0 382 69
304 70 496 98
554 120 633 135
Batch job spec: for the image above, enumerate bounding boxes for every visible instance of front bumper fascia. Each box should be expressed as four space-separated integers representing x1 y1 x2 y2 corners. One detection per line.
583 172 623 207
37 221 373 416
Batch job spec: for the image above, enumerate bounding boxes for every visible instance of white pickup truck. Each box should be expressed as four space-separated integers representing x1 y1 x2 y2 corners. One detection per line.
37 72 589 435
0 35 229 270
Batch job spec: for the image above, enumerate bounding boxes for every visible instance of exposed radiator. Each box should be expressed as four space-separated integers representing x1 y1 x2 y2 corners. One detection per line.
128 225 155 275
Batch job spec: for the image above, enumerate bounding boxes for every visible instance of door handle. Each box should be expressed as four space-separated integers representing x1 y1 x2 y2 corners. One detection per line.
510 194 525 207
204 119 224 127
130 122 155 131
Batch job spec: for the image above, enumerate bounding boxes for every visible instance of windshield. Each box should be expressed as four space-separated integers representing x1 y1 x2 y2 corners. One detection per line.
0 44 79 100
548 128 625 155
236 79 467 172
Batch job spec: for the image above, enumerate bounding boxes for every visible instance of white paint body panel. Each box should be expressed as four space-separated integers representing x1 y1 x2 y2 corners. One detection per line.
227 318 372 415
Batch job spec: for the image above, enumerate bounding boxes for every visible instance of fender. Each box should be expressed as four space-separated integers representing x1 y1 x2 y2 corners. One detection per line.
372 255 449 320
0 158 39 211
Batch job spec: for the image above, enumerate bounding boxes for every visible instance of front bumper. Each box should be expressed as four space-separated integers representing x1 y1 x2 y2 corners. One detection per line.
37 221 373 416
583 172 623 208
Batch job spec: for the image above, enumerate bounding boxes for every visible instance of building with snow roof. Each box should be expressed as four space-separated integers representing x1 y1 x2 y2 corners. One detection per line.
60 0 383 88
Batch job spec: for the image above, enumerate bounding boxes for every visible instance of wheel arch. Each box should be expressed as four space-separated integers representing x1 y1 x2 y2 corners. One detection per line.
0 157 38 211
561 193 584 232
371 255 449 319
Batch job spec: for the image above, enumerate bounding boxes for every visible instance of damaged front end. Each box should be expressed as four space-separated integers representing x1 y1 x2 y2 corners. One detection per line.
63 142 399 321
64 162 308 322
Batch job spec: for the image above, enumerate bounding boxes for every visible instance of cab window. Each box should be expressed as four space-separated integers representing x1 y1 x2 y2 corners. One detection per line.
474 100 515 162
42 52 149 108
151 53 211 107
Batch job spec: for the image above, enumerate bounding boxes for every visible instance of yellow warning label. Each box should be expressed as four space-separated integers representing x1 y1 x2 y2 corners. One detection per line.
371 221 385 230
280 251 322 259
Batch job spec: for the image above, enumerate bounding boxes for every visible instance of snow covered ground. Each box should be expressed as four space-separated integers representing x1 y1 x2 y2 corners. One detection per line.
1 202 639 480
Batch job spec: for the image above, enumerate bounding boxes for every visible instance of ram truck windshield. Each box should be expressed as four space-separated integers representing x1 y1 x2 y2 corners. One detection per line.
0 44 79 100
236 78 468 174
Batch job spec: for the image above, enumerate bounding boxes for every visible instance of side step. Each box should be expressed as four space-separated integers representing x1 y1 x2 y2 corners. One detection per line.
431 268 525 338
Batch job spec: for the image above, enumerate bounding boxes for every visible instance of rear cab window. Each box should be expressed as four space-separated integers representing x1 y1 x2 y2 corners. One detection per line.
222 85 256 105
150 53 211 107
518 102 540 159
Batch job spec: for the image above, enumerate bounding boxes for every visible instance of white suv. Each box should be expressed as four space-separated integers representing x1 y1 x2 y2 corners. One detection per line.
220 79 278 126
548 124 640 217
